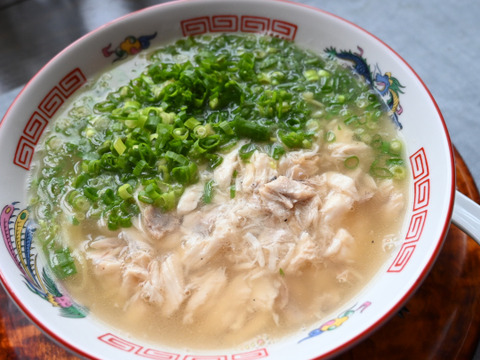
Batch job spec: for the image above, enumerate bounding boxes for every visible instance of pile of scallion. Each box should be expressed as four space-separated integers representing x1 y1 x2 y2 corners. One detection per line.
30 34 406 277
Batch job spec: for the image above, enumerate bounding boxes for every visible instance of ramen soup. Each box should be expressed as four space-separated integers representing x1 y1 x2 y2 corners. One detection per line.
28 34 408 350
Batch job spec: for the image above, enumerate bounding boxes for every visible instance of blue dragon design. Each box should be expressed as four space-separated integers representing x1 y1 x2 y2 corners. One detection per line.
325 46 405 129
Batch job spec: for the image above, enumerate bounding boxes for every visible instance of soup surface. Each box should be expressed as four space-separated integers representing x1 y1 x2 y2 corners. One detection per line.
29 34 408 350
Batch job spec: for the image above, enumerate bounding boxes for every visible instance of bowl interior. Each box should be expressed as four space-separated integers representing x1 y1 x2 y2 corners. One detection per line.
0 0 454 359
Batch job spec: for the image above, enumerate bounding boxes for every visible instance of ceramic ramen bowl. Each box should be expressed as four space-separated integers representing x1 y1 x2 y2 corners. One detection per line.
1 0 474 358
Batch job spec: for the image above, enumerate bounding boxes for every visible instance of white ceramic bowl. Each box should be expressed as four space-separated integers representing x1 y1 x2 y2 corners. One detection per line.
0 0 457 359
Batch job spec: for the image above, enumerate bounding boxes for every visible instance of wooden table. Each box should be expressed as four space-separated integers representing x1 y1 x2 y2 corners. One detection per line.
0 148 479 359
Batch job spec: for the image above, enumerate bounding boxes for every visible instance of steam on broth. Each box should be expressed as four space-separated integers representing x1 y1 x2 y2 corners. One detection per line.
28 34 408 350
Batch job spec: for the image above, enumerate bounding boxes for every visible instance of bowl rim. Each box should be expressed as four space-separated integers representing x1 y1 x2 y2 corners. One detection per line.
0 0 456 358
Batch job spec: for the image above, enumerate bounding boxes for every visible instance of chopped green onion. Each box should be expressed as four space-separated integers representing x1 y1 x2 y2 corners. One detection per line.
133 159 148 176
30 33 408 245
74 173 89 188
48 247 77 279
387 158 404 166
100 153 117 170
83 186 99 201
102 188 116 205
230 184 236 199
279 131 305 148
344 156 360 169
184 117 201 130
118 183 133 200
87 160 101 174
209 97 219 109
155 191 177 211
199 135 221 150
203 179 215 204
318 69 331 78
390 140 402 155
344 116 358 125
325 130 336 143
172 127 189 140
268 143 286 160
235 118 271 141
71 194 89 212
303 69 319 81
218 121 234 135
160 111 175 124
157 164 170 181
113 137 126 155
171 162 198 184
306 119 320 131
193 125 208 138
138 191 155 204
390 165 406 180
118 214 132 228
381 141 391 154
239 143 258 161
165 151 189 165
370 165 393 179
229 169 238 199
206 154 223 169
69 216 80 226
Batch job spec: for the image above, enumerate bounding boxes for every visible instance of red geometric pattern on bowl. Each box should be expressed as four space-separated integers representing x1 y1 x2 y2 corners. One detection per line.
22 111 48 145
38 87 67 118
98 333 268 360
98 333 180 359
405 210 428 243
135 349 179 360
181 15 297 40
388 147 430 272
183 356 227 360
413 177 430 211
388 243 417 273
410 147 430 180
211 15 239 32
13 67 86 170
13 137 36 170
240 16 270 33
231 349 268 360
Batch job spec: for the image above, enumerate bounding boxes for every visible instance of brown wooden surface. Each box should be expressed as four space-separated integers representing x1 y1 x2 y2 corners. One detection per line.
0 147 479 359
